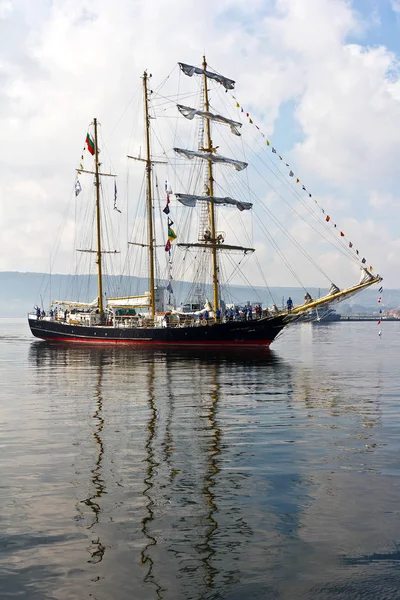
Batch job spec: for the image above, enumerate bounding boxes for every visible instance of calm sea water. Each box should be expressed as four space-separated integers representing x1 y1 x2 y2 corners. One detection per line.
1 318 400 599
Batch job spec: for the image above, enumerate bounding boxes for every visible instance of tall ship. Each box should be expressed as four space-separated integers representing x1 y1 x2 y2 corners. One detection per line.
28 58 382 347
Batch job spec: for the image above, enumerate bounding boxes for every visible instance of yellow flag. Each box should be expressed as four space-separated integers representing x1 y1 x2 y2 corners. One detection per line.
236 102 240 108
266 140 270 146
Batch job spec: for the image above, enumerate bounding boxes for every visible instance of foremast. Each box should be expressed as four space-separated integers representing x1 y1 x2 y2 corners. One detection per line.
143 71 156 320
202 56 219 315
175 58 254 318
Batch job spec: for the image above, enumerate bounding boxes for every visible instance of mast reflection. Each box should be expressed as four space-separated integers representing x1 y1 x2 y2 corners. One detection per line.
203 362 221 590
82 352 106 564
141 356 163 598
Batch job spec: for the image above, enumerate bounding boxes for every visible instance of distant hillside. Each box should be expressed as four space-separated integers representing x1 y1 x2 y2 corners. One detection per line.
0 271 397 317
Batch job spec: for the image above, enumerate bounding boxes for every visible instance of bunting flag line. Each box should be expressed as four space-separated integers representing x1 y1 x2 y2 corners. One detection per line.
164 179 177 258
229 93 377 273
377 285 384 336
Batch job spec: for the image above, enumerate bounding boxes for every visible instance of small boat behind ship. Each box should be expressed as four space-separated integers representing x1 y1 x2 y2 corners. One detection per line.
28 57 382 347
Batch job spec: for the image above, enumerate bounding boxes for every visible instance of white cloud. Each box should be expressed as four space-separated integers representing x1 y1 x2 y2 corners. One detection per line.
392 0 400 14
0 0 399 289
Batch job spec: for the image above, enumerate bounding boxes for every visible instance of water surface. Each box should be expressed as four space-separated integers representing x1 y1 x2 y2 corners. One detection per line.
1 319 400 599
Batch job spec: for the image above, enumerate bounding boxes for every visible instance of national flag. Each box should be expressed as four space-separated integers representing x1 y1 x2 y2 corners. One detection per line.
75 179 82 197
86 133 95 155
168 226 177 241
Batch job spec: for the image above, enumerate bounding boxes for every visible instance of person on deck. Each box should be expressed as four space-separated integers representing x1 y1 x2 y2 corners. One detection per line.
215 308 221 322
304 292 312 303
287 297 293 312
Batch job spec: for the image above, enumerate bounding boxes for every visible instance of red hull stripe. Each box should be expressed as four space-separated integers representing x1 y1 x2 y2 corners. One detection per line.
35 336 272 347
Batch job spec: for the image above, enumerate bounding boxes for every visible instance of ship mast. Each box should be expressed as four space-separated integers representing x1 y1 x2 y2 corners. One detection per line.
93 117 104 316
143 71 156 320
202 55 219 314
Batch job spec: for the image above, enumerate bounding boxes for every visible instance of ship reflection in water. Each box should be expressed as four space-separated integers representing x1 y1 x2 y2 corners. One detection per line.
18 335 399 599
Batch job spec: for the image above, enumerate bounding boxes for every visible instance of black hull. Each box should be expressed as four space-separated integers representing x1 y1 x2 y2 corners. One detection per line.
28 316 286 347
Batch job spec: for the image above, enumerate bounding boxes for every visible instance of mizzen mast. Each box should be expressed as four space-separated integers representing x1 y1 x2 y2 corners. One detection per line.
143 71 156 320
202 55 219 315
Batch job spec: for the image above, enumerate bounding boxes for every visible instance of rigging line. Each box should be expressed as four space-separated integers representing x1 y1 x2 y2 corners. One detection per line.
253 252 278 305
229 258 265 301
226 145 353 279
150 91 201 108
248 159 358 275
103 86 141 144
254 198 330 283
243 124 359 265
255 211 310 288
151 66 175 95
221 96 352 267
234 106 362 266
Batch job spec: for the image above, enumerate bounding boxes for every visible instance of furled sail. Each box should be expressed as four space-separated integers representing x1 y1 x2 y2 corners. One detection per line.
177 104 242 136
52 298 99 308
178 62 235 90
107 294 151 308
175 193 252 211
178 242 255 254
174 148 248 171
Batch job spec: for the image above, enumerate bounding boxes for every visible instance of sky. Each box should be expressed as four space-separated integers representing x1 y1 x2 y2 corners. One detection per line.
1 0 400 289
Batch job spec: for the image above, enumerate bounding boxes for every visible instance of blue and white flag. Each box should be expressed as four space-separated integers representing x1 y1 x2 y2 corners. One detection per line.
75 179 82 197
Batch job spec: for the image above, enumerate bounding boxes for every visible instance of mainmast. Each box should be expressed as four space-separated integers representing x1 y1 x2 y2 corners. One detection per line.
202 55 219 313
143 71 156 320
93 118 104 316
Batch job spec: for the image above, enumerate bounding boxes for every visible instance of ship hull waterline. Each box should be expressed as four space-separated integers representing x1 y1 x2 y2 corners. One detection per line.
28 315 286 347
